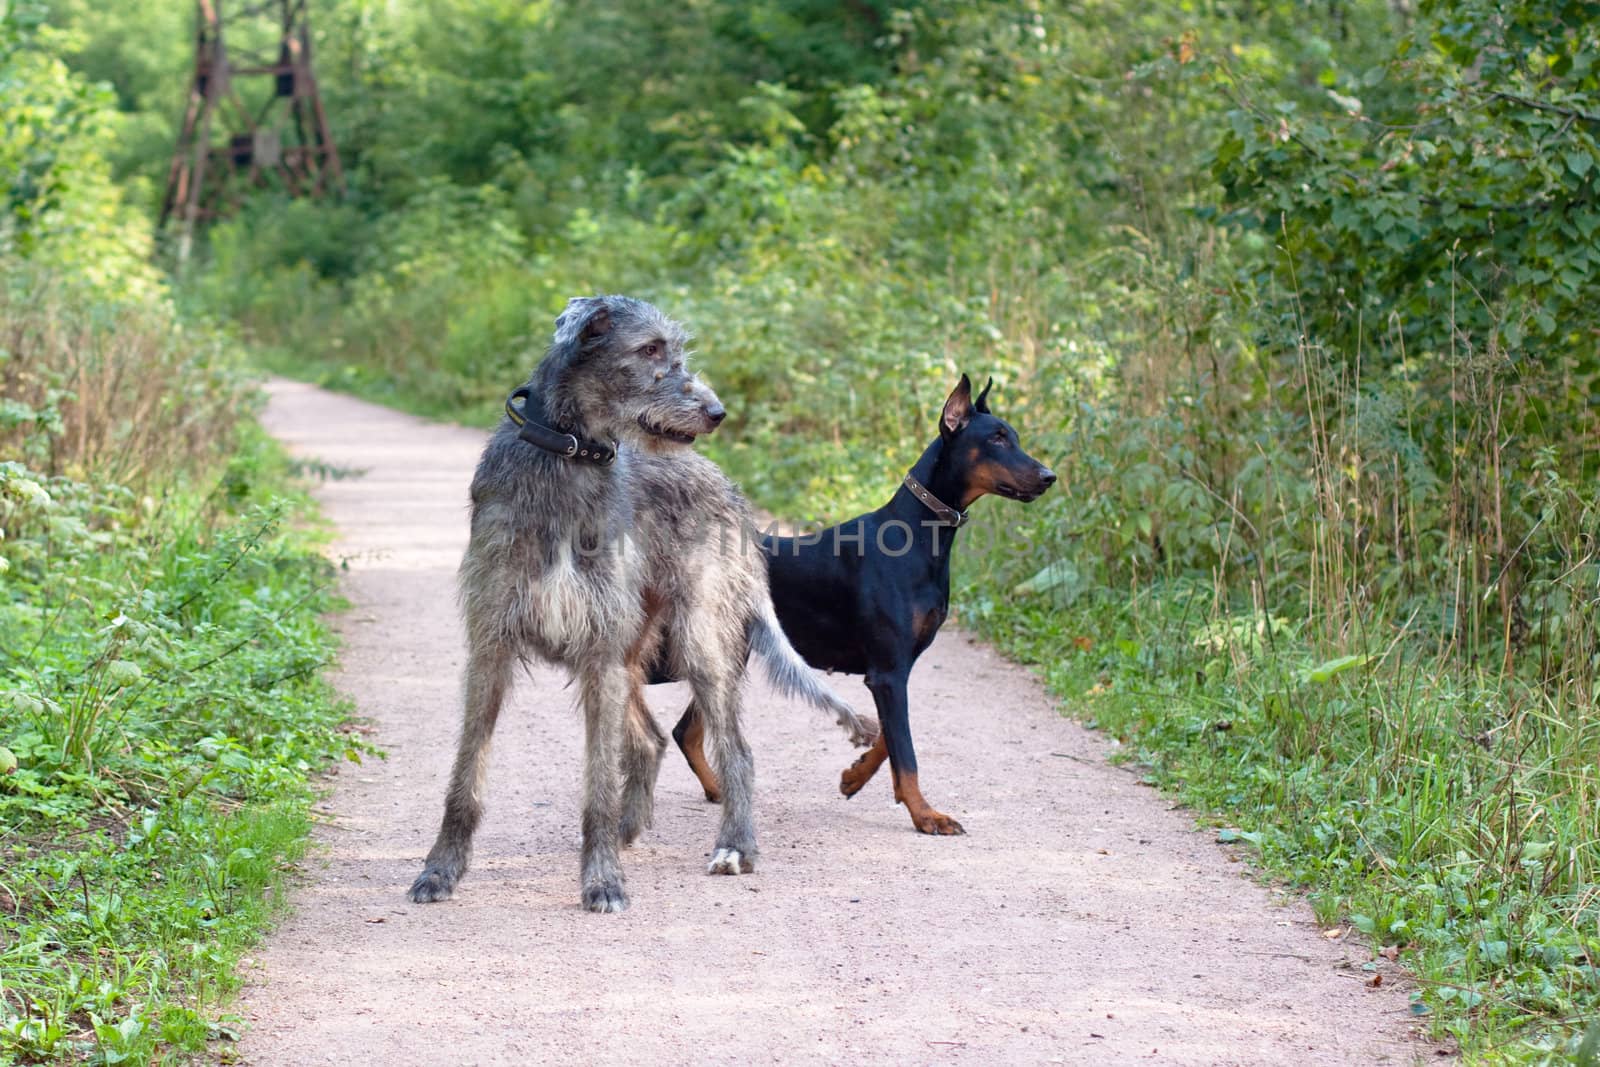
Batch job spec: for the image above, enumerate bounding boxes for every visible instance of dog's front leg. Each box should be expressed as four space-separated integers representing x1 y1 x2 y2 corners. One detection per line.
866 668 965 835
579 661 630 912
410 640 515 903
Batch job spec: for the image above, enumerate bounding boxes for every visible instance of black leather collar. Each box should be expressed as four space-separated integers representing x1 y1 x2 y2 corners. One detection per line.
505 386 617 466
903 473 965 527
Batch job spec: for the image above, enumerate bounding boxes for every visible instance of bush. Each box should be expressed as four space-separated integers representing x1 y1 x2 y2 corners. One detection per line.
0 278 246 486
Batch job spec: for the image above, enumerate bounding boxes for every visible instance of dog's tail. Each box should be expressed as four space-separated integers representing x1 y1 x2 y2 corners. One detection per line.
748 603 879 748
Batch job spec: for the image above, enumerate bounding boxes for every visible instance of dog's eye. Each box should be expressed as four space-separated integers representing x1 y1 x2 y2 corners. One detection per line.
641 343 660 359
992 430 1009 445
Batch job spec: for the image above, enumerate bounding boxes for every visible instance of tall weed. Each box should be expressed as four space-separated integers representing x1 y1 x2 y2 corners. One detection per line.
0 279 245 486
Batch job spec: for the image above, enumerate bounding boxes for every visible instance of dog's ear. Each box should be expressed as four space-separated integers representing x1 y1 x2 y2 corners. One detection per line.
940 374 974 439
579 304 611 343
973 377 993 415
553 297 612 351
541 300 614 395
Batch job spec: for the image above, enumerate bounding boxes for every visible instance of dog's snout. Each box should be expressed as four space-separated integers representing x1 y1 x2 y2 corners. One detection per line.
705 403 726 426
1038 467 1057 488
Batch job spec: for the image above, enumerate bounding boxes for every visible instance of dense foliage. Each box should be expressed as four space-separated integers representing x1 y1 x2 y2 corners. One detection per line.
2 7 352 1061
15 0 1600 1059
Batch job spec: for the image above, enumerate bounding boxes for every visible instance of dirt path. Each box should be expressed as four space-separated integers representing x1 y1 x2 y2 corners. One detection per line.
243 379 1423 1065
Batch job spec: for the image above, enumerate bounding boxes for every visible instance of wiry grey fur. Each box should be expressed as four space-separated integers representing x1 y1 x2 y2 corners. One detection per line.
408 295 876 913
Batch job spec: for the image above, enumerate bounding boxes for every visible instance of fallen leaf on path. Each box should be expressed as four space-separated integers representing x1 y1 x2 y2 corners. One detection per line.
1366 974 1383 988
1323 928 1344 939
363 916 386 924
1381 945 1400 961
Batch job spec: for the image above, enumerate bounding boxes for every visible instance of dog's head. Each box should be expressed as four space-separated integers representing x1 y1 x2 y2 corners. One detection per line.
537 295 725 451
937 374 1056 507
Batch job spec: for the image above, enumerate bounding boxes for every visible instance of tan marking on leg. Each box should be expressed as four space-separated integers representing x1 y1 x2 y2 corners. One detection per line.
679 708 722 803
839 734 888 797
891 769 966 835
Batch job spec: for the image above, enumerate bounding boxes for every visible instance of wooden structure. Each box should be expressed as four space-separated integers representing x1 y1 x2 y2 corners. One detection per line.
160 0 343 257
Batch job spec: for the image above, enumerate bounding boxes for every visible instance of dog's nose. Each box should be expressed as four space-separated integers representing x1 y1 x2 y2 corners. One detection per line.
706 403 726 425
1038 467 1057 488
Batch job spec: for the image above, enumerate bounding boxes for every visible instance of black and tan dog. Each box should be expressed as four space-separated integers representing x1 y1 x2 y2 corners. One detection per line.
666 374 1055 834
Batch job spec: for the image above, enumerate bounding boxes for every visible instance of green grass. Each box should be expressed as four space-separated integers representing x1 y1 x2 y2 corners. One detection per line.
955 550 1600 1064
0 423 359 1065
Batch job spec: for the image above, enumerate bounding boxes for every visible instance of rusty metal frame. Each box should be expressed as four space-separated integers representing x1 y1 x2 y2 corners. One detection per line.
160 0 344 256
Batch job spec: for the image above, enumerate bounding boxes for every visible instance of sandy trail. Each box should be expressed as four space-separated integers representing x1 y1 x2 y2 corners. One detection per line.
242 378 1423 1065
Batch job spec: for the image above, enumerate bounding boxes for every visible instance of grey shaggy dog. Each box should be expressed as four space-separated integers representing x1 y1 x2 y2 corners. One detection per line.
409 295 878 913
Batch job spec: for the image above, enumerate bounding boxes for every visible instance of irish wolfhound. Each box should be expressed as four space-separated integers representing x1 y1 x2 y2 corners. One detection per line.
408 295 876 913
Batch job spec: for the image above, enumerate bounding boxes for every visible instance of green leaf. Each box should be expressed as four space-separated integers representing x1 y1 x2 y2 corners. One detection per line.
1304 653 1373 684
1574 1019 1600 1067
1520 840 1553 862
103 660 143 688
1214 134 1243 169
1013 559 1081 600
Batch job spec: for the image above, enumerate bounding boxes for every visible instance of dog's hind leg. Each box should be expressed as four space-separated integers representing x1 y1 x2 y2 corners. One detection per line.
693 670 757 874
410 639 516 903
579 660 631 912
619 688 668 847
670 702 722 803
619 598 668 846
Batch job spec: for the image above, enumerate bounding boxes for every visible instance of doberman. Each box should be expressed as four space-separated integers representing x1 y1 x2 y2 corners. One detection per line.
663 374 1056 834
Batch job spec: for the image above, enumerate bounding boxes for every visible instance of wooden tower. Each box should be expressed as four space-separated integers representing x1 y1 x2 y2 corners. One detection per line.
160 0 344 260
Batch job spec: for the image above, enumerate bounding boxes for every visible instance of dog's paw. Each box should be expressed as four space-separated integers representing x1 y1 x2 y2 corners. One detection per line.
582 879 629 913
910 809 966 836
408 867 457 904
840 754 882 798
618 810 650 848
707 847 754 875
